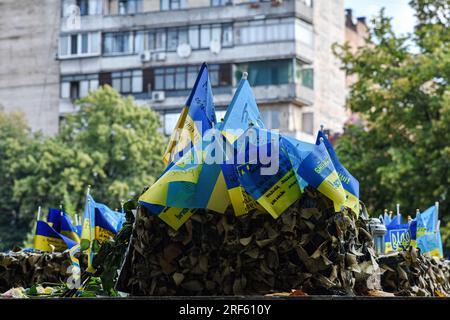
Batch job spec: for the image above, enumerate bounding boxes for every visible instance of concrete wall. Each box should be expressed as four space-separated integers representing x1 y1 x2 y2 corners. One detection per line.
312 0 347 134
0 0 60 135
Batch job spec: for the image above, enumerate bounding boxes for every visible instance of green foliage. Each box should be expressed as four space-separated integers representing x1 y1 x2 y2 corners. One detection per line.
93 198 136 294
0 109 41 250
333 0 449 253
0 86 164 251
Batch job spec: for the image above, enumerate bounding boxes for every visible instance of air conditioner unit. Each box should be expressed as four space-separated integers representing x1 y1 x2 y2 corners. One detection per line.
151 91 165 102
155 52 166 61
140 51 151 62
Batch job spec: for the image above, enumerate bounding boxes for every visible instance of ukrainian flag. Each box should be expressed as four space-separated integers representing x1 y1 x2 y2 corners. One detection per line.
139 150 201 230
316 131 360 216
163 63 217 165
34 220 81 274
46 208 80 243
415 205 443 257
141 63 233 229
81 194 96 273
220 77 266 216
94 202 126 242
34 220 78 252
283 136 346 212
385 220 411 253
235 128 302 219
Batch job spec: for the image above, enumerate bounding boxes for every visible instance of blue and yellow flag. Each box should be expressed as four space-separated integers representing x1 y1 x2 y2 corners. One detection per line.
34 220 79 252
94 202 126 242
34 220 81 276
47 208 80 243
416 205 438 237
284 137 346 212
414 205 442 257
220 77 266 216
81 194 96 273
316 131 360 216
141 63 226 230
163 63 217 165
417 233 442 257
385 220 411 253
235 128 302 219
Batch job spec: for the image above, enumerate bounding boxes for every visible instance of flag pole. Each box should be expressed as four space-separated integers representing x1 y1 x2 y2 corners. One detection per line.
396 203 400 224
37 206 42 222
435 201 439 231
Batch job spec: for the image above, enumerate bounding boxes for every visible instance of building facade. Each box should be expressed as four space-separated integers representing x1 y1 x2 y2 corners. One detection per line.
0 0 61 135
0 0 350 140
57 0 346 141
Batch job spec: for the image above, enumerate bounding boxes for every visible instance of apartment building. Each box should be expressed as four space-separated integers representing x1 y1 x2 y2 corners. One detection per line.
57 0 347 141
0 0 351 139
0 0 61 135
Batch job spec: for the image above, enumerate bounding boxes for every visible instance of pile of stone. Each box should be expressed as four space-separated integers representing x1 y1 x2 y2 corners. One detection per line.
0 249 72 293
117 189 381 296
379 247 450 296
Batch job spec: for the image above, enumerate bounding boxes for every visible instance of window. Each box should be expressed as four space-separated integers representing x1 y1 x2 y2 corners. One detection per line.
132 24 232 53
112 0 143 15
261 109 281 129
187 66 198 88
167 30 178 51
236 18 295 45
222 24 233 47
164 113 181 135
161 0 186 11
154 69 164 90
296 60 314 89
77 0 89 15
103 32 132 54
59 32 101 57
62 0 102 16
209 65 219 87
71 35 78 54
153 64 225 91
235 60 294 86
175 67 186 89
111 70 143 93
200 25 211 48
81 33 88 54
296 19 314 47
156 29 166 51
189 26 199 49
302 112 314 134
61 74 99 99
211 0 232 6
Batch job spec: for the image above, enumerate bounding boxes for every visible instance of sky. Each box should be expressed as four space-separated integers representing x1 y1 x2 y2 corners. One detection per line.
344 0 416 36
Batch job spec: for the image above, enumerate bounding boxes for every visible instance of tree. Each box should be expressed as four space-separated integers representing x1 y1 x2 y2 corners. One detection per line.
0 86 165 251
333 0 449 253
0 109 41 250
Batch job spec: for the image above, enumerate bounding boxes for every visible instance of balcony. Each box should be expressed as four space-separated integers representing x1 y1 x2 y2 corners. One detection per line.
252 83 313 106
60 0 312 33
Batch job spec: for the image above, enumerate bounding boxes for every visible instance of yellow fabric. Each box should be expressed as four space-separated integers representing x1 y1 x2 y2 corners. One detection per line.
255 169 302 219
206 171 231 213
344 191 360 217
61 231 80 244
158 207 196 231
34 235 67 252
316 170 347 212
163 106 189 165
95 226 115 243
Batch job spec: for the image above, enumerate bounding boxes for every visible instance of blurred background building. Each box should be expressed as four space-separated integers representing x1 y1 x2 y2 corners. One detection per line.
0 0 61 135
0 0 367 141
